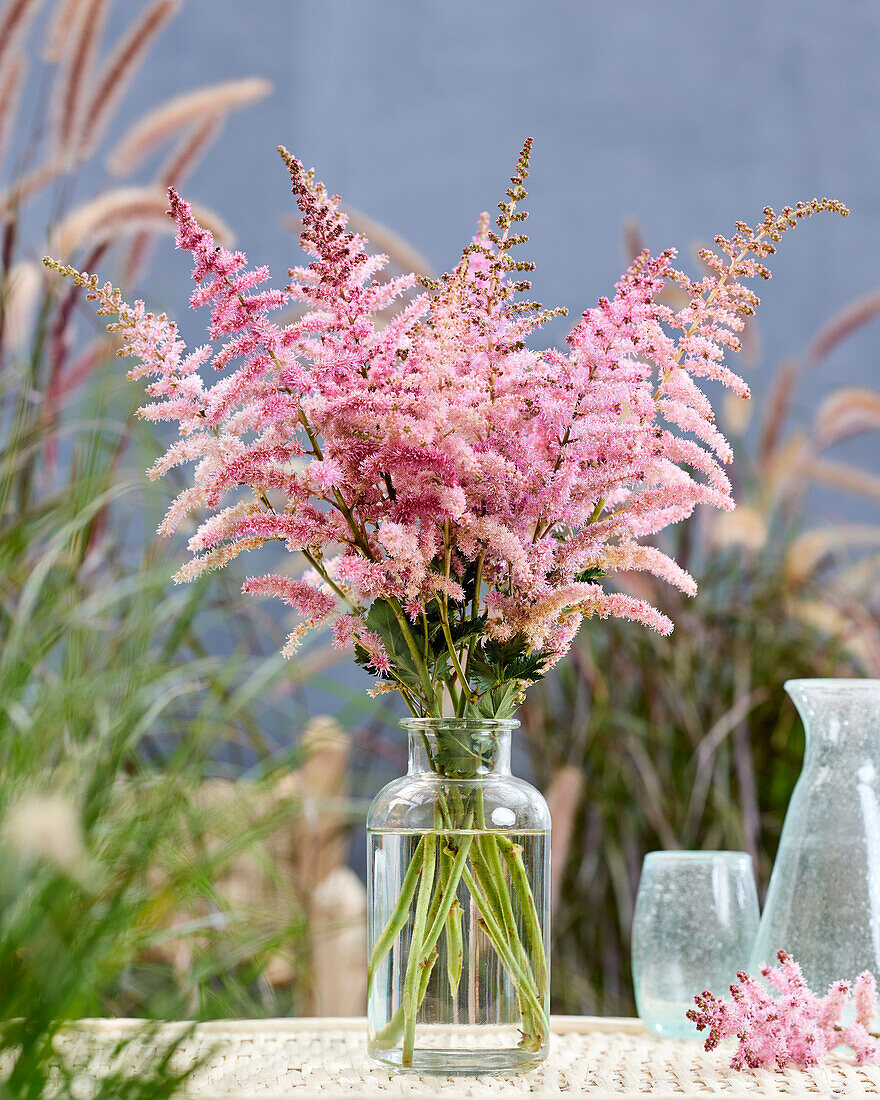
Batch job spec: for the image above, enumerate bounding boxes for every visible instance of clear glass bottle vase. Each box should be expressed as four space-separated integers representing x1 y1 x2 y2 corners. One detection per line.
750 679 880 990
366 718 551 1075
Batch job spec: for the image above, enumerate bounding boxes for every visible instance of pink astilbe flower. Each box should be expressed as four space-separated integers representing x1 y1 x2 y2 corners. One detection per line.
688 950 880 1070
241 574 336 626
45 141 847 716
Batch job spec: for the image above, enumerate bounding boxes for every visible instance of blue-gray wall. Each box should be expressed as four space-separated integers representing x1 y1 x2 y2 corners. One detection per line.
126 0 879 519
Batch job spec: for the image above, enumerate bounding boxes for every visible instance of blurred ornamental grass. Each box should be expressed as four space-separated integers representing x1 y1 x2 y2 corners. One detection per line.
0 2 365 1094
522 225 880 1016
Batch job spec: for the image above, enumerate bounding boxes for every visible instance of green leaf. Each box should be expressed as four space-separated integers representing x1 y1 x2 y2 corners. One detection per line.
464 632 547 718
574 565 606 584
418 598 449 664
468 634 545 691
448 557 481 608
448 612 488 647
433 724 501 776
353 599 424 691
469 682 523 721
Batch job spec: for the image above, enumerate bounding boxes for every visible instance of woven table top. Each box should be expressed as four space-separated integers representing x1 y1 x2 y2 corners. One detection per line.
54 1016 880 1099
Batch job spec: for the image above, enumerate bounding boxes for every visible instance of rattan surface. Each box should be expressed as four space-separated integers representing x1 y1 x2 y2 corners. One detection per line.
55 1016 880 1099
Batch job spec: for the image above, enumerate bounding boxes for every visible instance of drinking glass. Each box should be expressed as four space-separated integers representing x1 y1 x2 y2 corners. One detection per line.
631 851 759 1038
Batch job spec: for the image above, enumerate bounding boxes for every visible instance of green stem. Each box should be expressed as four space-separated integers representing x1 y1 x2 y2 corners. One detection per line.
401 832 437 1066
372 807 471 1053
417 825 474 961
468 792 547 1037
467 839 542 1007
299 546 358 613
372 757 547 1060
471 551 485 620
446 676 461 716
496 834 548 1003
373 947 440 1051
461 866 546 1051
372 827 532 1054
386 597 439 715
438 600 473 707
478 834 518 940
419 809 450 948
366 837 425 995
445 898 463 998
471 794 528 970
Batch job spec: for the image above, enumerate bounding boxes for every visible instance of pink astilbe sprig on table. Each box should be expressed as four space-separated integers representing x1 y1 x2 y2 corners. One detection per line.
688 950 880 1070
44 140 847 719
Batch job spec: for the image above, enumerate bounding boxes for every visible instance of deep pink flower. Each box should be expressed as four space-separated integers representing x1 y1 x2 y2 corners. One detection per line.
689 950 879 1070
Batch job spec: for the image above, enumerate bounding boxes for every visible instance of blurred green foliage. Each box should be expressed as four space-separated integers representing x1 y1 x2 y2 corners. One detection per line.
0 342 325 1088
0 8 325 1082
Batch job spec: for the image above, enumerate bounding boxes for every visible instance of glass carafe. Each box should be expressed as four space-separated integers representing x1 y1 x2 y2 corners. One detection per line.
750 679 880 991
366 718 550 1076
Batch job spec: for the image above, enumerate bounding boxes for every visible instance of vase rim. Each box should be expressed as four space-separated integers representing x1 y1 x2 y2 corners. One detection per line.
785 678 880 692
644 849 752 863
400 717 520 730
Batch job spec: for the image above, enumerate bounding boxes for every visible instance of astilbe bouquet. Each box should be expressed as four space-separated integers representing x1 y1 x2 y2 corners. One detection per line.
689 951 879 1070
46 140 844 1061
45 141 846 719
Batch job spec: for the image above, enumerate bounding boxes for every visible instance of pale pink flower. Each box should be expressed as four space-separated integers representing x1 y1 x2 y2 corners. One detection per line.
45 144 846 711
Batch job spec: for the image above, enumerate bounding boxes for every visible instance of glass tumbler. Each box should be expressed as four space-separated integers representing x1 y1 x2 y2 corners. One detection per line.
631 851 759 1038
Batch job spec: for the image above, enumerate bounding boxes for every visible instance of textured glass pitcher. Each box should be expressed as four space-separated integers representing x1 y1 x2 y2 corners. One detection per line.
750 679 880 990
366 718 550 1076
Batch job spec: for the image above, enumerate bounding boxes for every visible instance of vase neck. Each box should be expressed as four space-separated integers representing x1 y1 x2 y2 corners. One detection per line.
403 718 518 778
786 679 880 753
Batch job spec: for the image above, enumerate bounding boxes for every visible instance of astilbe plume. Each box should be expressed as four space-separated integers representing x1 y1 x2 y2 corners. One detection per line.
688 950 879 1070
44 140 847 714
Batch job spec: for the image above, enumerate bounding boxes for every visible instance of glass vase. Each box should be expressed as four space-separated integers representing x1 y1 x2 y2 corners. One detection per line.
366 718 550 1076
750 679 880 990
632 851 760 1038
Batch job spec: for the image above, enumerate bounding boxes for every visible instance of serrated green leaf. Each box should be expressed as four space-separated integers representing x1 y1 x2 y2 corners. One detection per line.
574 565 606 584
356 599 425 690
469 682 523 720
448 612 488 647
468 633 546 693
